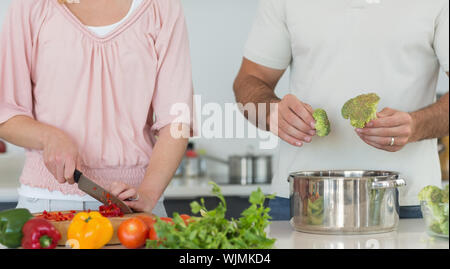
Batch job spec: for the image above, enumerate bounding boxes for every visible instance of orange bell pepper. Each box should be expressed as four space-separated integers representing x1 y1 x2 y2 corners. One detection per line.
67 211 113 249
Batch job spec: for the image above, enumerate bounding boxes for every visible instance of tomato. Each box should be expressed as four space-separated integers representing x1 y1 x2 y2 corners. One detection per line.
137 215 156 228
160 217 174 225
136 215 159 241
180 214 192 225
117 218 149 249
148 227 158 241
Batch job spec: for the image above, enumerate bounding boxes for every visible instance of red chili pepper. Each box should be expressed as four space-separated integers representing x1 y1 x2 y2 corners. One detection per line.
21 218 61 249
36 211 76 222
98 200 124 217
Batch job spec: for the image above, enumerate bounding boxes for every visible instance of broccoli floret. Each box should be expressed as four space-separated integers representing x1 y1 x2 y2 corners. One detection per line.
418 185 443 204
419 185 449 237
307 197 324 225
430 222 443 234
440 220 449 236
442 185 449 203
341 93 380 128
313 109 331 137
430 204 448 223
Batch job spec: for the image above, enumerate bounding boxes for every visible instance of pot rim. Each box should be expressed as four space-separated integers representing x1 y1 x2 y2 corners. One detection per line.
288 170 400 181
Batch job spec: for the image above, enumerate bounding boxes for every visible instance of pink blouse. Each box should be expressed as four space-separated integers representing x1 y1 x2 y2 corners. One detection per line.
0 0 194 195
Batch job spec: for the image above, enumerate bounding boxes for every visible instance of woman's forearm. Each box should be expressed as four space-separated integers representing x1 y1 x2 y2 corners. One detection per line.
0 115 80 183
138 124 189 206
0 115 61 150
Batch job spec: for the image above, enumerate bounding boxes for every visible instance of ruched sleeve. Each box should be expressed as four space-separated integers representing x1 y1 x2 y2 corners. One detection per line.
150 0 194 136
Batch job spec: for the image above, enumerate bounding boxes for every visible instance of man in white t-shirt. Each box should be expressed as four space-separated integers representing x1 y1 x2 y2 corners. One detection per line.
234 0 449 220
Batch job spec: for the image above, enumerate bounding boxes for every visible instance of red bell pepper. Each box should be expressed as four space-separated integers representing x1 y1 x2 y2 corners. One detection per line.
21 218 61 249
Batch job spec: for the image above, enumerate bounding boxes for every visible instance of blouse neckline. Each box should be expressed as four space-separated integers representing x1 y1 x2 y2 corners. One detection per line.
53 0 152 43
87 0 144 38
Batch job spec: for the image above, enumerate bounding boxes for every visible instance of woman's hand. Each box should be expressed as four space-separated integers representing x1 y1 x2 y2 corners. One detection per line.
43 129 79 185
110 182 157 213
356 108 416 152
269 94 316 147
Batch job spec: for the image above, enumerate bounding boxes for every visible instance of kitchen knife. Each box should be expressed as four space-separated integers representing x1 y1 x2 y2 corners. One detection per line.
73 169 133 214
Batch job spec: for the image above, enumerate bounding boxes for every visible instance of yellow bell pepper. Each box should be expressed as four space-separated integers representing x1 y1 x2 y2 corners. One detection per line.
67 211 113 249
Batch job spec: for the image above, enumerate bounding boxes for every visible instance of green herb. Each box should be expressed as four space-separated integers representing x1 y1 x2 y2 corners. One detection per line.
146 182 276 249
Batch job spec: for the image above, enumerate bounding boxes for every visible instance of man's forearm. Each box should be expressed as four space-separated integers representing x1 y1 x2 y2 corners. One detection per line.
410 92 449 142
0 115 61 150
234 74 280 105
233 75 280 129
139 124 189 205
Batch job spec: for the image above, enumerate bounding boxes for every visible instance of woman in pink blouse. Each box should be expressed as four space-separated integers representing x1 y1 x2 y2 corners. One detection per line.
0 0 194 216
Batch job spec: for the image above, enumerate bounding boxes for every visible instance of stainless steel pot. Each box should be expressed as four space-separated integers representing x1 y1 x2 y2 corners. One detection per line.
204 154 273 185
229 155 254 185
288 170 406 235
253 155 272 184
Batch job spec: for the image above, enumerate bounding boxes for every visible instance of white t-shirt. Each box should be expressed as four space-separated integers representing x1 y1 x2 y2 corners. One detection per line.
19 0 144 202
244 0 449 206
87 0 143 37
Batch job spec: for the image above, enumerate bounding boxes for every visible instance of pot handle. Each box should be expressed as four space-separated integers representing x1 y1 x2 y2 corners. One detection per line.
371 178 406 189
201 155 229 165
287 175 294 182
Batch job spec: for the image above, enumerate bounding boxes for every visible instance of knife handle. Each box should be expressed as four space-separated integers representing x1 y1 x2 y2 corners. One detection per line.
74 169 83 184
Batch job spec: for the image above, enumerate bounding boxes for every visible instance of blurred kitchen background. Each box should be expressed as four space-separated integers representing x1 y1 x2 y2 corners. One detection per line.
0 0 448 218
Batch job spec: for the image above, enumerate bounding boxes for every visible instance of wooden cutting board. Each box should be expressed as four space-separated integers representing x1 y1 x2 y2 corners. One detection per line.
34 211 153 246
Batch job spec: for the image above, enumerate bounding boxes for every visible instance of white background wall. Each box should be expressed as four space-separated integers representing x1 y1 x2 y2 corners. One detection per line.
0 0 449 178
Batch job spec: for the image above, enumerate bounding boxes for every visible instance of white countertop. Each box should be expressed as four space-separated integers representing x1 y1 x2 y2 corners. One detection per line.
269 220 449 249
2 219 446 250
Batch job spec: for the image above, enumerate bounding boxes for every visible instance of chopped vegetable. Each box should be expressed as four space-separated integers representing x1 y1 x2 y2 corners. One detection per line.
419 186 443 204
67 211 113 249
307 197 324 225
313 109 331 137
36 211 76 222
0 208 33 248
36 201 124 221
419 185 449 237
99 200 124 218
342 93 380 128
146 182 276 249
21 218 61 249
442 185 449 203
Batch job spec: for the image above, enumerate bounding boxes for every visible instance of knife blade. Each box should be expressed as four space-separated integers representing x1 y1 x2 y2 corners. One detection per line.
73 170 133 214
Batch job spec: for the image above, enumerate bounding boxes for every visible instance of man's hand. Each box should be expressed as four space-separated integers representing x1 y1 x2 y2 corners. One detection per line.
356 108 415 152
269 94 316 147
234 59 319 147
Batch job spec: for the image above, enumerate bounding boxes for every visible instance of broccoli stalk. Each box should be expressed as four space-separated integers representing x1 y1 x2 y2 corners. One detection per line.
342 93 380 128
313 109 331 137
